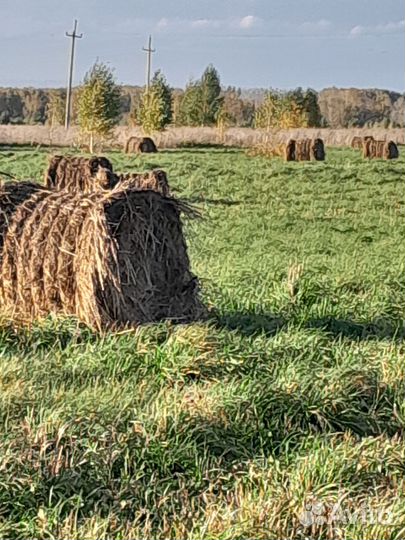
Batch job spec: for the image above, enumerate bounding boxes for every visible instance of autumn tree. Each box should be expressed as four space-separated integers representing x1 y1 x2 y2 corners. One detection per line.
77 62 121 152
46 90 65 127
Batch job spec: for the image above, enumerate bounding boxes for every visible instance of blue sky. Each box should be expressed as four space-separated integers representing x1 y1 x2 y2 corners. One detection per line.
1 0 404 90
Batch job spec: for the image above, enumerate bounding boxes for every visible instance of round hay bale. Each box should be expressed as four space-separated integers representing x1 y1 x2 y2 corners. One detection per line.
44 155 117 192
285 139 296 161
311 138 325 161
0 185 203 330
117 169 170 197
125 136 158 154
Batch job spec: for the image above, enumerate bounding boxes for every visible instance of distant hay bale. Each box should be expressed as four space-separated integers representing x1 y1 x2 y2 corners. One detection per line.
362 138 398 160
44 155 117 192
351 136 363 149
117 169 170 197
285 139 296 161
0 185 203 330
125 136 158 154
310 138 325 161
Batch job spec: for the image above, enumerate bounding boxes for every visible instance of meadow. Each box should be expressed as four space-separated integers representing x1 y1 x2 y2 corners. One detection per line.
0 145 404 539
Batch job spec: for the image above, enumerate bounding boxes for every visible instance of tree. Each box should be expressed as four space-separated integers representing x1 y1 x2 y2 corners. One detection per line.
177 65 223 126
254 91 282 130
178 81 203 126
303 89 322 127
46 90 65 127
221 88 255 127
150 70 172 126
77 62 121 153
200 64 223 126
132 70 173 133
138 87 165 135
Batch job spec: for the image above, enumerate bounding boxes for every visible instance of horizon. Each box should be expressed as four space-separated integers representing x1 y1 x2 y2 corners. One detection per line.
2 0 404 92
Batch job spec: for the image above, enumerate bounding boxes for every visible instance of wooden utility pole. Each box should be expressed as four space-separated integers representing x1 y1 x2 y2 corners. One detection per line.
142 35 155 90
65 19 83 129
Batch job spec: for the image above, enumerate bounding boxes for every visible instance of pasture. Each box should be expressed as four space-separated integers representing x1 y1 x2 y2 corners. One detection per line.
0 145 404 539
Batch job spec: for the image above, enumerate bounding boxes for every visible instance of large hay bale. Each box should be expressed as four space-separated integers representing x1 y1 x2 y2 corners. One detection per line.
311 138 325 161
44 155 117 192
117 169 170 197
285 139 296 161
0 181 48 253
0 185 203 330
125 136 158 154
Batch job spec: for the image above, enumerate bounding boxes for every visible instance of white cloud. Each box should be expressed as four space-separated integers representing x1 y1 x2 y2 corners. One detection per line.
238 15 261 29
156 18 168 30
191 18 221 29
349 19 404 37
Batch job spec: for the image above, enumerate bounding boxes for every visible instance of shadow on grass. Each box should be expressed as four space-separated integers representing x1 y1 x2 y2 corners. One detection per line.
185 196 242 207
214 310 404 341
306 316 405 341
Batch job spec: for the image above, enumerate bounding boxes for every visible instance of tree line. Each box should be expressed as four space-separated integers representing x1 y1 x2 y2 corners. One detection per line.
46 61 325 149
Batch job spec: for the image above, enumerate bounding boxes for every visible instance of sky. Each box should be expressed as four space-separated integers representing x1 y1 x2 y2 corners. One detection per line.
1 0 404 91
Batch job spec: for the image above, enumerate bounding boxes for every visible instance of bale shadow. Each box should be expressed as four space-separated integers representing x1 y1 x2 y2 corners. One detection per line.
214 310 285 337
306 316 405 341
185 196 242 207
214 310 404 342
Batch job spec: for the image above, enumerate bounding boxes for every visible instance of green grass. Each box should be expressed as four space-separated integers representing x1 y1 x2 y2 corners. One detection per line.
0 145 404 539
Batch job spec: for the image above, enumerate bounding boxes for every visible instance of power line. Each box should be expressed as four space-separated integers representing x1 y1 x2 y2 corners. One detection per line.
65 19 83 129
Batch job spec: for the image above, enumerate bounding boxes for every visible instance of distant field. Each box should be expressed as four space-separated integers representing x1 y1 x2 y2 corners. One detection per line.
0 146 404 539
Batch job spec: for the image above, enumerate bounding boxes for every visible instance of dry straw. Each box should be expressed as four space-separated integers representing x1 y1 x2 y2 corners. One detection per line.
117 169 170 197
0 182 204 330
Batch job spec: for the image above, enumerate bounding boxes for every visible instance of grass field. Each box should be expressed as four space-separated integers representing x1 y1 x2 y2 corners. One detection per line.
0 146 404 539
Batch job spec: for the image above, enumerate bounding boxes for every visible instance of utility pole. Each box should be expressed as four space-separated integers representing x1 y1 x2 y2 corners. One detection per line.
65 19 83 129
142 35 155 90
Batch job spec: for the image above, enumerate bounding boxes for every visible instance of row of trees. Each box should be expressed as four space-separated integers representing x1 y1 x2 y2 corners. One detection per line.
47 61 324 149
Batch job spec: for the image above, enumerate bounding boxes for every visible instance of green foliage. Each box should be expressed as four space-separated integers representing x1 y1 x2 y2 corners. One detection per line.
255 88 322 129
46 91 65 127
136 71 173 134
178 65 223 126
200 64 223 126
77 62 121 151
0 146 404 538
138 88 164 135
178 81 203 126
151 70 172 126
